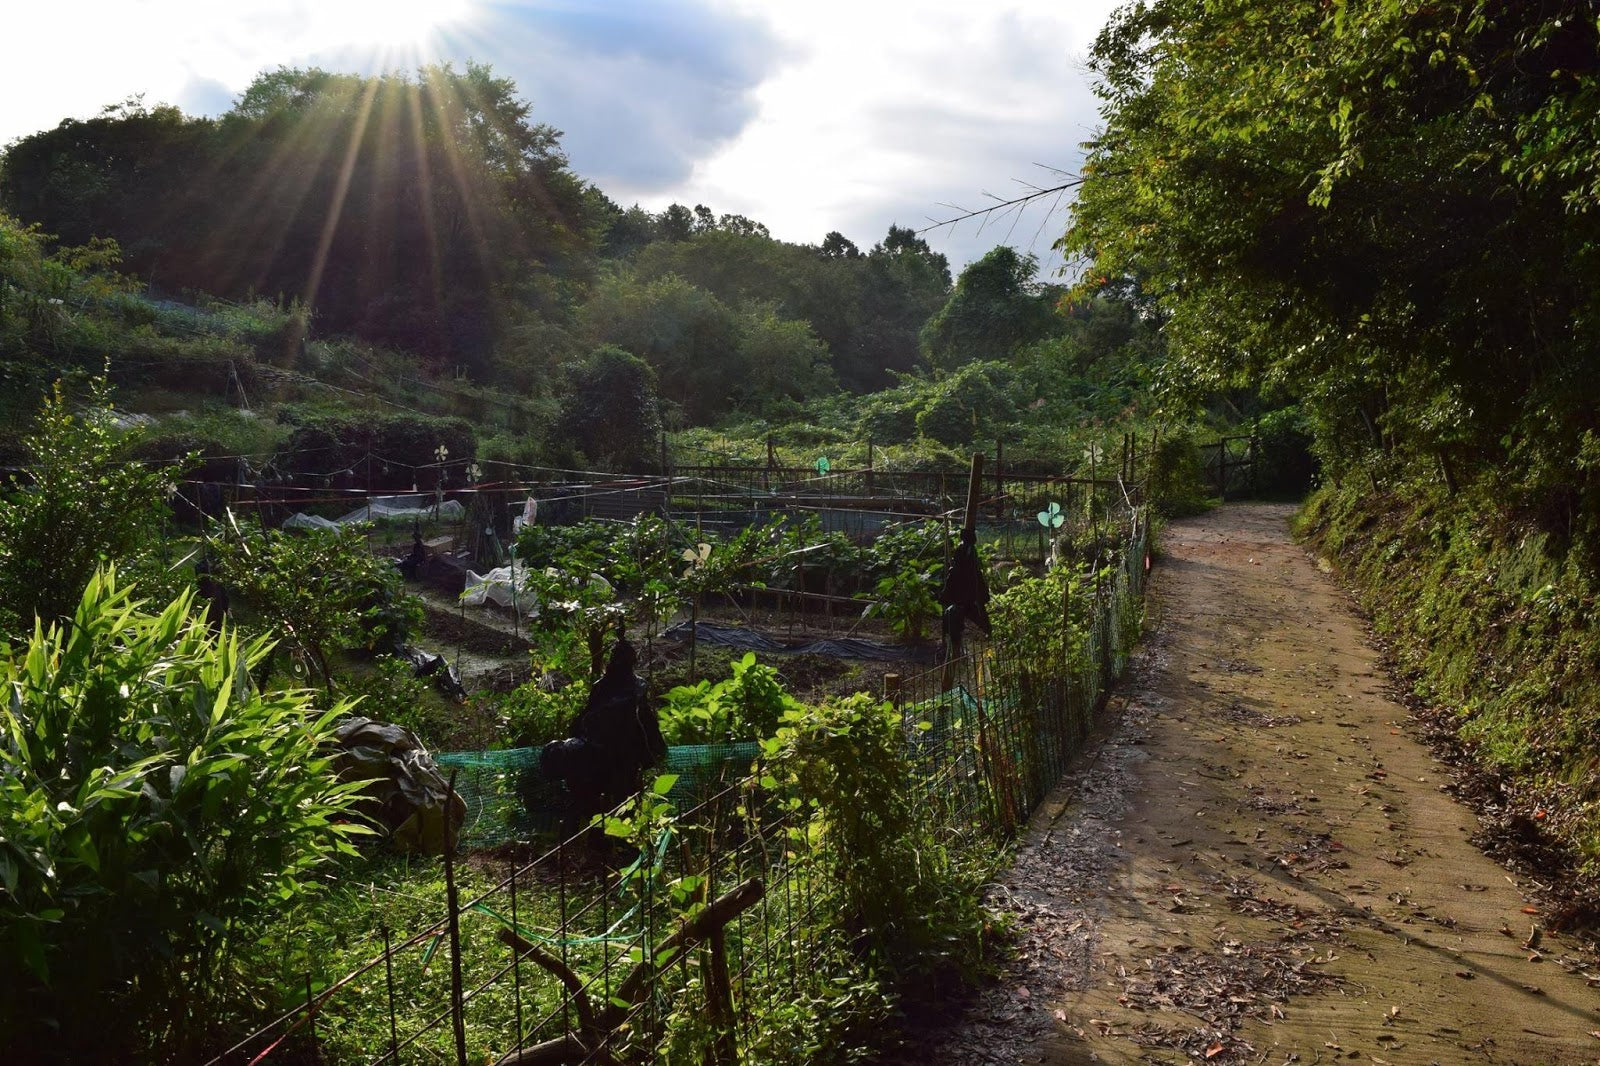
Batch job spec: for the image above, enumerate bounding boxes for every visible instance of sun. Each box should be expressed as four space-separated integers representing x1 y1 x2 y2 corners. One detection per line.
319 0 473 54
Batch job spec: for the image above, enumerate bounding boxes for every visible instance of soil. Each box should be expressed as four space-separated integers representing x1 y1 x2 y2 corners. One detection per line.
911 503 1600 1065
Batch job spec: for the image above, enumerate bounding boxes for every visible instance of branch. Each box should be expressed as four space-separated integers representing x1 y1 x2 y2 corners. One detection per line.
917 177 1085 236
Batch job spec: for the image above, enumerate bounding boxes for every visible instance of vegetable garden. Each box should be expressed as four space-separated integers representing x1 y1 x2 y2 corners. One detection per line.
200 464 1151 1064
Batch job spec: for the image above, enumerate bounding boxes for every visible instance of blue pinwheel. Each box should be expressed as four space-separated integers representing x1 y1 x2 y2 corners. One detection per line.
1037 501 1065 529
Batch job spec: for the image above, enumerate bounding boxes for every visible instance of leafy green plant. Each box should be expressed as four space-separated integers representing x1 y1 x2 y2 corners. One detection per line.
0 377 180 638
859 565 940 642
660 652 801 745
0 568 369 1061
763 695 990 986
208 518 423 690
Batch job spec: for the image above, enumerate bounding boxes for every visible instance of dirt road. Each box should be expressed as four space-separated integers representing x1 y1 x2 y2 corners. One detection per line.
920 503 1600 1065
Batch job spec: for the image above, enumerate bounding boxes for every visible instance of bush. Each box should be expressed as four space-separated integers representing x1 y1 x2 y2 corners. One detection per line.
1145 429 1214 516
765 695 989 985
660 652 801 744
0 378 180 637
208 521 423 690
0 568 368 1061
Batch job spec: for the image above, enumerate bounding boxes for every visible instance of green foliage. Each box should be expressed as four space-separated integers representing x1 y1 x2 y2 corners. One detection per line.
660 652 801 745
1298 481 1600 872
0 568 367 1060
1065 0 1600 536
2 66 592 369
919 246 1062 371
208 520 423 689
859 566 940 643
273 409 477 487
554 344 662 469
502 671 588 748
0 378 180 637
913 360 1019 447
764 694 990 983
1145 429 1215 517
989 563 1088 668
338 657 441 740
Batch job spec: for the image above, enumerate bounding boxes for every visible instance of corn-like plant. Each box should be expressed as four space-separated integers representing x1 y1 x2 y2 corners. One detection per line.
0 567 370 1061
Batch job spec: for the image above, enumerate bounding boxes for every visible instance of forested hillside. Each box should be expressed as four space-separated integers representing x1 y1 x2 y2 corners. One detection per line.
1065 0 1600 884
0 63 1206 485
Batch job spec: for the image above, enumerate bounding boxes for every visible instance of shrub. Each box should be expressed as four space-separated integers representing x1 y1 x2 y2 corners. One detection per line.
0 378 180 637
0 568 368 1061
660 652 801 744
208 521 423 690
765 695 989 985
1145 429 1214 516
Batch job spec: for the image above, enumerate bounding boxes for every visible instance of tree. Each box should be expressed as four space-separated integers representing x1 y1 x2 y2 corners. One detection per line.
733 305 836 413
839 226 952 391
1063 0 1600 534
0 379 179 638
919 246 1060 371
555 345 663 469
914 361 1019 446
0 64 599 371
820 231 861 259
207 520 423 691
579 272 742 424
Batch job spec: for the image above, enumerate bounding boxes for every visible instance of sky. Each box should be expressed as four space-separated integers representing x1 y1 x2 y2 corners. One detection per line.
0 0 1121 277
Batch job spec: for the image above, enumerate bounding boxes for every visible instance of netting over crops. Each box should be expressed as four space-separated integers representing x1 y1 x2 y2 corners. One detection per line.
435 741 762 849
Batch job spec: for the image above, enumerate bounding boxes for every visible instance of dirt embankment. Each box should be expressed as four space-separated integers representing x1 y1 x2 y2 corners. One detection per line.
915 503 1600 1065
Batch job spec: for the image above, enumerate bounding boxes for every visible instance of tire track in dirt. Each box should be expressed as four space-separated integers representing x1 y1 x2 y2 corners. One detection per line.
916 503 1600 1065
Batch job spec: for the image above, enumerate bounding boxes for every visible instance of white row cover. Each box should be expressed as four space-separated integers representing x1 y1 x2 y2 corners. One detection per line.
283 494 468 531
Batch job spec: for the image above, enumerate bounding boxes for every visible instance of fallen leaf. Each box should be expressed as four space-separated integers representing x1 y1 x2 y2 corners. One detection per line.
1205 1042 1224 1058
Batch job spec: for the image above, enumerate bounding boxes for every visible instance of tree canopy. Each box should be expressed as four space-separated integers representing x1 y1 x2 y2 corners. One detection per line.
1064 0 1600 539
1 65 594 371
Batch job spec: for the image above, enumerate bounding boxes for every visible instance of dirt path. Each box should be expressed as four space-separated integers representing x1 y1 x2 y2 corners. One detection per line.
918 503 1600 1065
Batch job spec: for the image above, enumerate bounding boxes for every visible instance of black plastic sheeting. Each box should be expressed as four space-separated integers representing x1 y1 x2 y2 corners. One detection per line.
661 621 938 663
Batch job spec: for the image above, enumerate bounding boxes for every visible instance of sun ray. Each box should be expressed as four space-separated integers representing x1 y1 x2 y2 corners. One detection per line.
304 76 381 308
405 78 447 327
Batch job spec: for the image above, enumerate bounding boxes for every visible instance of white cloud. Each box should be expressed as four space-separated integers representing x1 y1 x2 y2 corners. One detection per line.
623 0 1121 274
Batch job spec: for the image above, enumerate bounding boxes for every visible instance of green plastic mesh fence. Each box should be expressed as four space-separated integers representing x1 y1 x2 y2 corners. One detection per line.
434 741 761 850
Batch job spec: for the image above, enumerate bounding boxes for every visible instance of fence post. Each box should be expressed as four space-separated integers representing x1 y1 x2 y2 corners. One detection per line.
994 438 1004 520
382 925 399 1064
942 454 985 693
442 768 468 1066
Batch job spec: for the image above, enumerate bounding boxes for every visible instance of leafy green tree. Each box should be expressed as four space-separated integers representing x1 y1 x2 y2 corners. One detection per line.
0 379 179 638
0 568 367 1061
579 272 742 424
919 246 1061 372
1 64 598 371
820 231 861 259
733 305 835 413
831 228 951 391
914 361 1019 446
1064 0 1600 536
555 344 663 469
207 520 423 690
